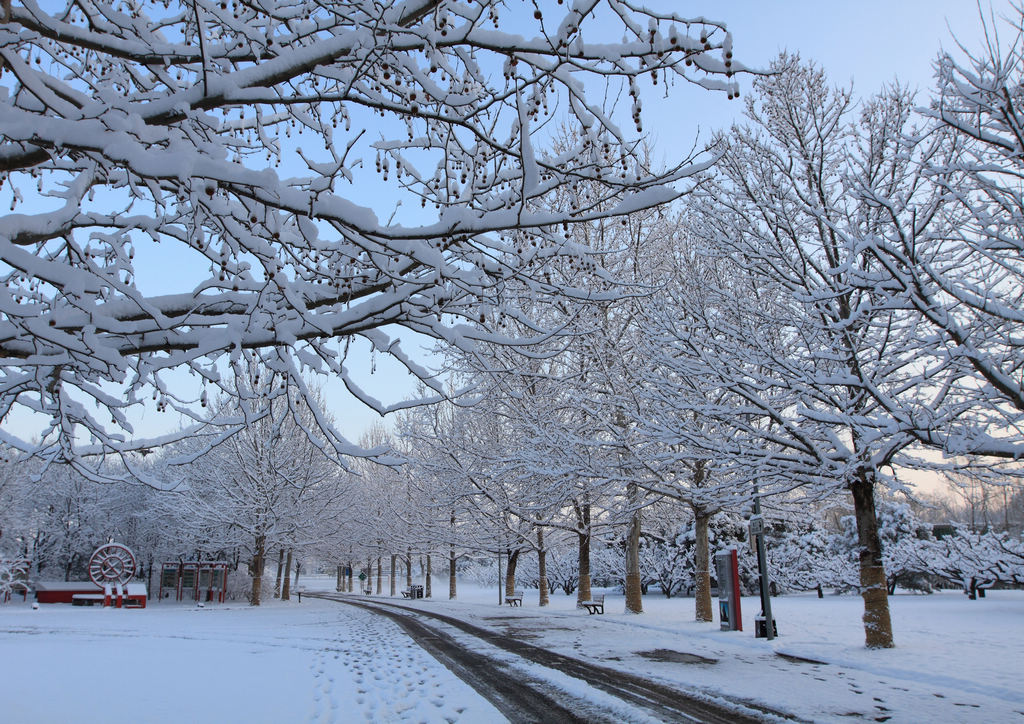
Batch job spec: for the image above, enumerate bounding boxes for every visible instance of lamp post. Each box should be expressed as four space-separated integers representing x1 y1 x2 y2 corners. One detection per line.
497 548 503 605
750 485 776 640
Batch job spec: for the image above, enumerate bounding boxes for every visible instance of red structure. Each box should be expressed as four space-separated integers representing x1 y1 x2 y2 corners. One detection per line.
34 543 146 608
34 581 102 604
100 582 147 608
160 561 229 603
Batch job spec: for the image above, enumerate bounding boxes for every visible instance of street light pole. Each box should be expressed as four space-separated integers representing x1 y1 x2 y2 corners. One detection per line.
751 484 776 640
497 549 503 605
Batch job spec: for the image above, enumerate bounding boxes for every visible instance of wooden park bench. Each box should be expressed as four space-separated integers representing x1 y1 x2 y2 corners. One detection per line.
401 585 423 599
504 590 523 607
581 594 605 615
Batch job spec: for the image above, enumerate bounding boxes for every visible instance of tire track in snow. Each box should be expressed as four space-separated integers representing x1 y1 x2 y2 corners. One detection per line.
311 593 787 723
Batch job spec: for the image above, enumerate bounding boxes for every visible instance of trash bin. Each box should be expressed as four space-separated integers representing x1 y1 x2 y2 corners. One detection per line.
755 615 777 638
410 584 424 599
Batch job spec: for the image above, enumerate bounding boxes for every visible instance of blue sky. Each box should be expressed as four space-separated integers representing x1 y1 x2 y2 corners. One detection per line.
641 1 1012 147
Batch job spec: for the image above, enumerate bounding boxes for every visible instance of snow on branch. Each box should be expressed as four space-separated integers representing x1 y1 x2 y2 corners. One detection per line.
0 0 744 465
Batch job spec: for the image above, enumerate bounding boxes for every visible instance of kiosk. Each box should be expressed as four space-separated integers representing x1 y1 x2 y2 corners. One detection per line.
715 548 743 631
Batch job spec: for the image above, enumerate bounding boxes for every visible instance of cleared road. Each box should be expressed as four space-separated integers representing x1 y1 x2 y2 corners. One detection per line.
309 593 790 723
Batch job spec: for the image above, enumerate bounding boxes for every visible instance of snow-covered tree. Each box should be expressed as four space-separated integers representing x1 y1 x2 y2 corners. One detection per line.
920 526 1024 592
0 0 743 476
170 358 352 605
0 448 20 545
634 229 765 620
767 510 857 595
0 556 29 601
856 6 1024 463
18 463 108 580
672 56 961 647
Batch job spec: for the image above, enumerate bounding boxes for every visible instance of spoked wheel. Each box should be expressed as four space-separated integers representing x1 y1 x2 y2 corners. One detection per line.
88 543 136 587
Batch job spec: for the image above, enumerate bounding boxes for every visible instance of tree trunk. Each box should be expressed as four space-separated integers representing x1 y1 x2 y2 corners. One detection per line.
504 549 520 595
406 549 412 589
624 483 643 614
450 510 457 600
537 526 549 607
376 556 382 594
281 549 293 600
576 502 592 608
250 534 266 606
425 553 432 598
850 471 895 648
347 560 354 593
336 564 344 592
694 509 713 622
273 548 284 598
390 554 397 596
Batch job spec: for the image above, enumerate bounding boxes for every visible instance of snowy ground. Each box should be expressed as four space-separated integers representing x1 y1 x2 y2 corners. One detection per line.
0 590 502 723
1 578 1021 723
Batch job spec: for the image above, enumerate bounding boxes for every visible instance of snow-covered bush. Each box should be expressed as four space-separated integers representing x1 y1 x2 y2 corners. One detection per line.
767 522 855 594
636 511 763 598
639 528 694 598
458 556 504 589
0 557 30 602
543 546 581 596
916 526 1024 593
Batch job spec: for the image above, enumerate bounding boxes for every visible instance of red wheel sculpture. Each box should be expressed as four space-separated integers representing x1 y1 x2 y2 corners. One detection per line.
88 543 136 587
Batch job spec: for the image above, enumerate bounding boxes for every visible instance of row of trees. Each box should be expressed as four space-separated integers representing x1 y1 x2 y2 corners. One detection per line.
0 356 358 604
5 436 1021 609
379 13 1024 649
455 498 1024 601
920 475 1024 534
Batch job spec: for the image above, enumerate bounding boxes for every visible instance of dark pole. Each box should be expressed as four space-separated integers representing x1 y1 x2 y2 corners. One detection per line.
752 485 775 640
497 550 503 605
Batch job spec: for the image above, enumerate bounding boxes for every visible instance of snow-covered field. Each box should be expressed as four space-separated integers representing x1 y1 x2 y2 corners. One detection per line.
0 586 503 723
2 578 1021 723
